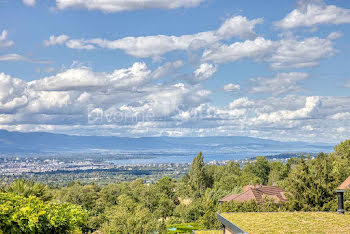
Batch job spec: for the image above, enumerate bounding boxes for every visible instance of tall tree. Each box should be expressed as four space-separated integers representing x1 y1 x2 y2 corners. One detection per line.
189 152 208 196
285 154 338 211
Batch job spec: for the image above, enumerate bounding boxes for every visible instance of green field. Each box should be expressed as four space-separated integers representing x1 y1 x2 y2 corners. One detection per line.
221 212 350 234
167 223 201 233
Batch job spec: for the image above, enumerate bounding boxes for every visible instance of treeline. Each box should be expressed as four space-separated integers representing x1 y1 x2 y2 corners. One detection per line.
1 140 350 233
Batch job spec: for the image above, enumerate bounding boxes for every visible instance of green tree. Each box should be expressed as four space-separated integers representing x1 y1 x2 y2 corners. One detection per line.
285 154 338 211
334 139 350 159
189 152 208 196
3 179 51 201
102 194 157 234
243 156 270 185
268 161 286 185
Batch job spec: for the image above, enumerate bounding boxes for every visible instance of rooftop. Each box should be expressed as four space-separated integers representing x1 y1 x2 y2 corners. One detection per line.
338 175 350 190
219 185 287 204
220 212 350 233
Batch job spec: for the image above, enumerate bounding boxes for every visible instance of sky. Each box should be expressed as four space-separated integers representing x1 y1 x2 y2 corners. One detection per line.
0 0 350 143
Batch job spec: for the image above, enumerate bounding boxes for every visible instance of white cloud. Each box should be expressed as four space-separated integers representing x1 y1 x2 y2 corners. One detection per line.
255 96 320 123
0 30 14 48
202 37 275 64
56 0 205 12
329 112 350 120
0 73 28 112
275 0 350 29
0 54 50 64
151 60 183 79
216 16 263 40
228 97 253 109
250 72 309 95
327 31 343 40
193 63 217 81
202 33 338 69
269 34 337 69
1 62 350 142
0 63 210 127
29 62 151 91
0 54 28 62
43 16 262 58
223 83 240 92
43 35 69 47
337 127 346 133
66 39 95 50
23 0 36 7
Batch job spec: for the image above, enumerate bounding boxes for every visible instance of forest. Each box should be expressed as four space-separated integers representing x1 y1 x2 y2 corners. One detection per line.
1 139 350 234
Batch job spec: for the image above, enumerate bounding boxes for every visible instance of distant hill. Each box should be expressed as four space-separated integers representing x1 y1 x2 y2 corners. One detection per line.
0 129 333 153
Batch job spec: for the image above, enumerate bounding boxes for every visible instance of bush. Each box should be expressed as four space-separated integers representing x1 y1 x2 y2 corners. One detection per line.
0 192 87 233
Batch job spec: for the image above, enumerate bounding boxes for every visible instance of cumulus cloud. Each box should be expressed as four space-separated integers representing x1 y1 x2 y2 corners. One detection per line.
224 83 240 92
28 62 152 91
43 16 262 58
0 63 211 128
1 61 349 142
255 96 320 123
0 73 28 112
216 16 263 40
250 72 309 96
0 30 14 48
193 63 217 82
56 0 205 12
23 0 36 6
1 69 349 142
275 0 350 29
43 35 69 47
228 97 253 109
269 33 338 69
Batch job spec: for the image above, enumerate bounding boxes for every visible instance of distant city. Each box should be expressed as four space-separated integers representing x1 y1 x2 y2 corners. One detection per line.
0 151 317 186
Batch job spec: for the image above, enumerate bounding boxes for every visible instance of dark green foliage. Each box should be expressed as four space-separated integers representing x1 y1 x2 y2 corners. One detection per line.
284 153 344 211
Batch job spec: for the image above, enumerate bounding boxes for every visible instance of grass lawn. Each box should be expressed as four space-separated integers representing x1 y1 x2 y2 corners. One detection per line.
221 212 350 233
166 223 201 233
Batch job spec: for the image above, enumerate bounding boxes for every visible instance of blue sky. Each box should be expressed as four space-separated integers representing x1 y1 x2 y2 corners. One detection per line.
0 0 350 143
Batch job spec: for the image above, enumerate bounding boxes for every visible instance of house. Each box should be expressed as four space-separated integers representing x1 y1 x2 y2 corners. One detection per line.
218 185 287 204
337 175 350 214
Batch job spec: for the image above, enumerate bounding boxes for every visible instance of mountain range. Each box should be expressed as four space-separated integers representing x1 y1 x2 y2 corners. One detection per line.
0 130 333 153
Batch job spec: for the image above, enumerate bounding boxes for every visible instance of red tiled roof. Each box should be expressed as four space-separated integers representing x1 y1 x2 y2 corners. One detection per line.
338 176 350 190
219 193 241 202
219 185 287 204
